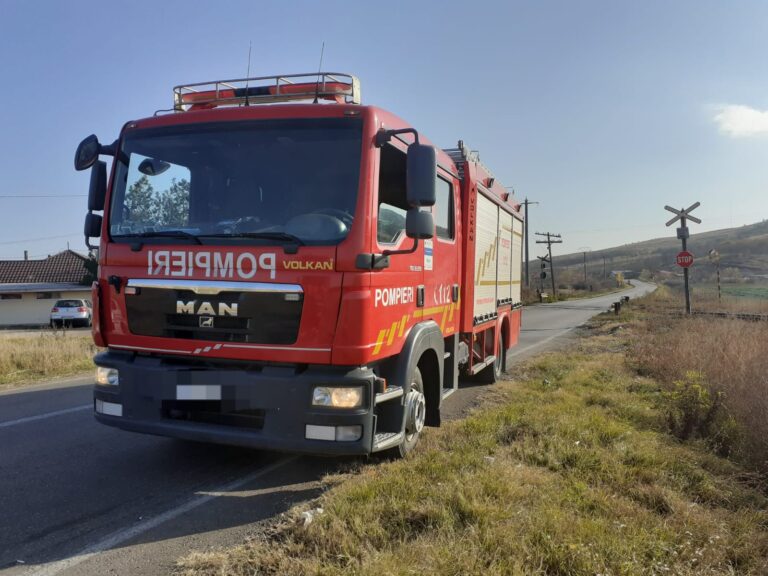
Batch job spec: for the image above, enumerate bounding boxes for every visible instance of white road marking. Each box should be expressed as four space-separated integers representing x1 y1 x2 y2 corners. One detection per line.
26 455 298 576
0 405 91 429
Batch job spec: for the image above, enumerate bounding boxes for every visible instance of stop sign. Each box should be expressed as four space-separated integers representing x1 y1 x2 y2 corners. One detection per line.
676 251 694 268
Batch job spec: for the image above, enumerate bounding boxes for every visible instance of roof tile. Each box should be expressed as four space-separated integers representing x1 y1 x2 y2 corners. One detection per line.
0 250 89 284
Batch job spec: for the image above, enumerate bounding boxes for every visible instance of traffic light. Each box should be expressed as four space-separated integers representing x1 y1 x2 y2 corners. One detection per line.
539 257 548 279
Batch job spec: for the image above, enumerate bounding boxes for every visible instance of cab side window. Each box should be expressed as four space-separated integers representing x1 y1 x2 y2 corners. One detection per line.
377 144 408 244
435 176 454 240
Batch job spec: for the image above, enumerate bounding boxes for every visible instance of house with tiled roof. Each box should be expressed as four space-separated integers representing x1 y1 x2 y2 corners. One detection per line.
0 250 92 327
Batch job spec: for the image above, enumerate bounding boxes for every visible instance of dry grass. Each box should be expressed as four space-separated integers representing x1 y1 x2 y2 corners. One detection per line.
0 332 98 389
645 282 768 315
629 289 768 472
176 333 768 576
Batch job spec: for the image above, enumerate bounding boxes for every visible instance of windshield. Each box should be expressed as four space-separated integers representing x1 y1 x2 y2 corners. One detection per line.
109 118 362 245
55 300 85 307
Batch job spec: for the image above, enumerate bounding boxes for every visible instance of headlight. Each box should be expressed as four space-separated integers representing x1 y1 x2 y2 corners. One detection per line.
95 367 119 386
312 386 363 408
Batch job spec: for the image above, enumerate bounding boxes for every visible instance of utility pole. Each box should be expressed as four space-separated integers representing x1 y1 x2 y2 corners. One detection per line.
577 246 591 286
709 249 721 302
603 256 606 279
537 255 548 301
665 202 701 314
521 198 539 288
535 232 562 299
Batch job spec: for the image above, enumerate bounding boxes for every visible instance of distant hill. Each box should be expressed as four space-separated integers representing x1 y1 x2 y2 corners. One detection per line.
552 220 768 281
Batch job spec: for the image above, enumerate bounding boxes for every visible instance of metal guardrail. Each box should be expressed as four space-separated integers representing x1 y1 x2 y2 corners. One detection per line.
688 311 768 322
631 304 768 322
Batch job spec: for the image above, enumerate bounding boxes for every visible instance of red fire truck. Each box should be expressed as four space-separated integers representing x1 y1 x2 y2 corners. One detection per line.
76 73 524 456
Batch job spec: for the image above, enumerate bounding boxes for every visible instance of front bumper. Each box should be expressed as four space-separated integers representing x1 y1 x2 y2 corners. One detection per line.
93 350 376 455
51 312 89 321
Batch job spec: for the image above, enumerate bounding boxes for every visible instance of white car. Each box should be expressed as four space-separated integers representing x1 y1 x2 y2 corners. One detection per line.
50 299 92 328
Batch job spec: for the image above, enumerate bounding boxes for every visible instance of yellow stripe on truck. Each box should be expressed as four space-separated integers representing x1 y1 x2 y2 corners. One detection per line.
373 329 387 355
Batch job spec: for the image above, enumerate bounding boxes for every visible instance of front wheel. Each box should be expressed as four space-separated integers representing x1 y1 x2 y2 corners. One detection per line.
392 367 426 458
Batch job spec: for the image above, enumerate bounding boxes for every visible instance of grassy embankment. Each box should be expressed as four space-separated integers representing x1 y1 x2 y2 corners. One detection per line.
0 331 97 390
177 289 768 576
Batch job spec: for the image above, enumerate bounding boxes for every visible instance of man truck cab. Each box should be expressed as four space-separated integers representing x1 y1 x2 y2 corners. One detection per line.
76 73 523 456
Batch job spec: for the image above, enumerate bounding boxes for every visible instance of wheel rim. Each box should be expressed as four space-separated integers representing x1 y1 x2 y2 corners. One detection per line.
405 386 426 440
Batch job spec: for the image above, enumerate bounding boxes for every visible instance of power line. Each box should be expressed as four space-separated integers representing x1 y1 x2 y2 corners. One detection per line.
0 233 80 245
0 194 87 198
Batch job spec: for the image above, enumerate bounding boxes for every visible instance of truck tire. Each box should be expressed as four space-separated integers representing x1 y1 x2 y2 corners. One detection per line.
391 366 426 458
477 332 505 384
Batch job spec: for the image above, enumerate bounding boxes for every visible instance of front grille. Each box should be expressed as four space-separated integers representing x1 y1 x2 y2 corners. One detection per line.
126 284 303 344
162 400 265 429
165 314 251 342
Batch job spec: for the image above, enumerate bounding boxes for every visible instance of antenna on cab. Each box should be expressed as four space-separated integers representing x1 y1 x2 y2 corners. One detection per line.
313 41 325 104
244 41 252 106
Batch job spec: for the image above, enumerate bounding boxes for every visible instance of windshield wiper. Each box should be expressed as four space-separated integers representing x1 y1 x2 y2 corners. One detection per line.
118 230 202 245
202 231 305 244
200 231 306 253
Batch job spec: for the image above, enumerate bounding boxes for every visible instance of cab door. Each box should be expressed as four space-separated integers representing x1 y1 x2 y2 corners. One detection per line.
423 169 461 391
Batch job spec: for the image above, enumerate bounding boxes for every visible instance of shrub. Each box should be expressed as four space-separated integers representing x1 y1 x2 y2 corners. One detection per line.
663 371 740 456
629 301 768 472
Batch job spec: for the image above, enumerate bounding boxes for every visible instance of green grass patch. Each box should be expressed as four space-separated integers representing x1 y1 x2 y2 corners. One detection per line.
177 337 768 575
720 284 768 300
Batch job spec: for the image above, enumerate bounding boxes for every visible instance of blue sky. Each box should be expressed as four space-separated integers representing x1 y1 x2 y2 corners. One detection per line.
0 0 766 260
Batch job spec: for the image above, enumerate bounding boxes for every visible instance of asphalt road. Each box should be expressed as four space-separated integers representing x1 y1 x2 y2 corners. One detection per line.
511 280 655 361
0 281 654 576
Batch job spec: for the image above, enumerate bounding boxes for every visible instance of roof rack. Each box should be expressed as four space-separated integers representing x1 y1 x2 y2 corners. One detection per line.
173 72 361 111
443 140 482 181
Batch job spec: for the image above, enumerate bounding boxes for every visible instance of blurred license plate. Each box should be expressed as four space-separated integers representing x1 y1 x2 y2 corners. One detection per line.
176 385 221 400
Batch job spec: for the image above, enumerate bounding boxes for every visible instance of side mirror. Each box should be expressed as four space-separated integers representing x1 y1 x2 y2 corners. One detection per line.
88 161 107 211
406 209 434 240
84 212 103 239
75 135 101 171
406 143 436 207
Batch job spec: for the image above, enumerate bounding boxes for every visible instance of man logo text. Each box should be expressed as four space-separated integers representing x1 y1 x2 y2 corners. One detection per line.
176 301 239 316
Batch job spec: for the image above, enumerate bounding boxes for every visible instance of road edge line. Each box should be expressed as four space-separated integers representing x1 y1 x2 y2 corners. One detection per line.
0 405 91 429
25 455 298 576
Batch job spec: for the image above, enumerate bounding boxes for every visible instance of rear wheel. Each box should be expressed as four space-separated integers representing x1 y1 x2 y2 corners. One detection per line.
478 332 505 384
392 367 426 458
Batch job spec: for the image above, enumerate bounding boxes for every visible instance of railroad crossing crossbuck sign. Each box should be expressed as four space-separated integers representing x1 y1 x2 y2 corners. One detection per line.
663 201 701 314
665 202 701 228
